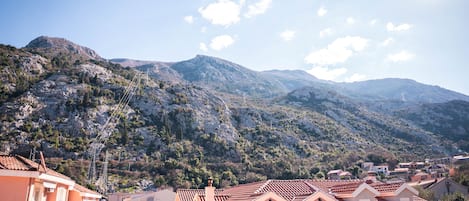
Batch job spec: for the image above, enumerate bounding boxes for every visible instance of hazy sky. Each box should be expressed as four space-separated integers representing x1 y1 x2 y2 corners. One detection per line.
1 0 468 95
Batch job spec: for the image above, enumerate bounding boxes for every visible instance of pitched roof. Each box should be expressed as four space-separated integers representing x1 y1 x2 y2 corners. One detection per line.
0 155 37 171
370 182 403 193
308 179 362 192
73 183 102 197
0 155 71 180
254 180 317 200
176 189 225 201
180 179 418 201
328 182 364 194
197 194 231 201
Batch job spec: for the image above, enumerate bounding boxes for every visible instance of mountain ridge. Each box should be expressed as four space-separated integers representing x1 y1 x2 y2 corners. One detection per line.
1 36 468 192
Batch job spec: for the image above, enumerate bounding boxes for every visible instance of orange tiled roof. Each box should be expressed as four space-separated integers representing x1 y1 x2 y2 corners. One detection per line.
0 155 37 170
221 181 266 201
73 183 102 196
328 182 364 194
176 189 225 201
180 179 416 201
197 194 231 201
255 180 317 200
0 155 71 180
370 182 403 193
309 179 362 192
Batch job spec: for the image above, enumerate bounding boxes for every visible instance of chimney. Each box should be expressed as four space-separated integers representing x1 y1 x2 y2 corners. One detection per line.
205 177 215 201
365 171 377 184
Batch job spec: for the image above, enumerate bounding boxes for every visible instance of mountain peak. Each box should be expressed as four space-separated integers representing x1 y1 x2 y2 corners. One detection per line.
25 36 101 60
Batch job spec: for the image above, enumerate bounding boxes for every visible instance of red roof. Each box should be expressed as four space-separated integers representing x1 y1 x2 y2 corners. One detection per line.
0 155 38 171
73 183 102 196
254 180 317 200
309 179 362 192
178 179 417 201
0 155 72 180
328 182 364 194
370 182 403 193
221 181 266 201
176 189 225 201
197 194 231 201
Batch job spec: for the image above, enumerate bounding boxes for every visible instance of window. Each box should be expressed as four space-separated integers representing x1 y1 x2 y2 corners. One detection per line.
56 187 67 201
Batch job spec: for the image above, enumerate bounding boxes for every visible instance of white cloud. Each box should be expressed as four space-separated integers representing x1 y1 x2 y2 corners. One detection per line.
201 26 207 33
346 17 355 24
387 22 412 32
199 0 242 26
381 37 394 46
370 19 378 26
304 36 368 66
199 42 208 52
280 30 296 41
387 50 415 62
244 0 272 18
210 35 235 51
345 73 367 82
317 6 327 17
319 28 332 38
184 16 194 24
307 66 347 81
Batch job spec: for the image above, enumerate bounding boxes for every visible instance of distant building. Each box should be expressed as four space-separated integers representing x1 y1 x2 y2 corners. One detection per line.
398 162 425 170
361 162 389 176
389 168 409 181
409 177 469 200
372 165 390 176
0 154 102 201
327 169 353 180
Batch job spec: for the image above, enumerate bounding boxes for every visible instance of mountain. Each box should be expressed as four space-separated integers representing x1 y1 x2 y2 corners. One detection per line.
170 55 286 97
25 36 102 61
110 58 181 83
260 70 325 91
394 100 469 151
337 78 469 103
1 36 468 192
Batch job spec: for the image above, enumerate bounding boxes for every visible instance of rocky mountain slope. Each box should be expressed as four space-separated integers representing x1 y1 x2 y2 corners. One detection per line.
1 36 468 193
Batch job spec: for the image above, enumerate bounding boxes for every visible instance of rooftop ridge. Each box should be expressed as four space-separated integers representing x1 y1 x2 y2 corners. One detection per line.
254 179 272 194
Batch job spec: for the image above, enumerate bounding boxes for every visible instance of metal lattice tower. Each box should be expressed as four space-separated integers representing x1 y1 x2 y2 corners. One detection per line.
87 72 142 193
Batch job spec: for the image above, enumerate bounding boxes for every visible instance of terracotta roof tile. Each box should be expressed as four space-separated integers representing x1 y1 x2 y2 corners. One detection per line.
0 155 37 170
328 182 364 194
0 155 71 180
73 183 102 197
370 182 403 193
309 179 362 193
176 189 225 201
197 194 231 201
255 180 317 200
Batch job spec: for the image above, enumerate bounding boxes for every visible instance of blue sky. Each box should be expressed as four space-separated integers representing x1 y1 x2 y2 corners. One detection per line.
1 0 468 95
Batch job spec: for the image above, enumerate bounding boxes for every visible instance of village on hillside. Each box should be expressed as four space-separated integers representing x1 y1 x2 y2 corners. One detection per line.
1 153 468 201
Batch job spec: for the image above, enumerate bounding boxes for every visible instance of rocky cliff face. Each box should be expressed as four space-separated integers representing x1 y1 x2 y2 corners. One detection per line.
1 36 468 192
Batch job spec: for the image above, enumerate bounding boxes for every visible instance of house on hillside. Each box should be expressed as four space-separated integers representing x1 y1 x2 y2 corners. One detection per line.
327 169 353 180
0 154 101 201
175 178 425 201
409 177 468 201
389 168 409 181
